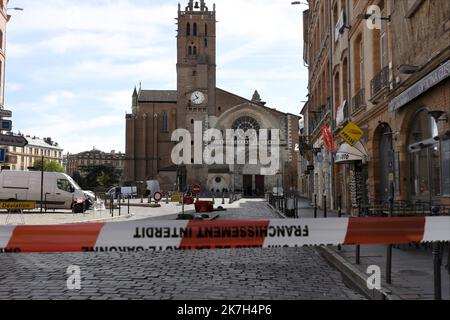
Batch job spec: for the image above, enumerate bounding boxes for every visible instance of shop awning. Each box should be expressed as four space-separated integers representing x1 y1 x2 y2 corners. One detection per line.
335 141 369 164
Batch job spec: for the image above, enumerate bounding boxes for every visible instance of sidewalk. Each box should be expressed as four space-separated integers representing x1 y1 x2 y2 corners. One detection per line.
292 197 450 300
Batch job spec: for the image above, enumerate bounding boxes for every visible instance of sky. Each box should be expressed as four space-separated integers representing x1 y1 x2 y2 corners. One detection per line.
5 0 309 154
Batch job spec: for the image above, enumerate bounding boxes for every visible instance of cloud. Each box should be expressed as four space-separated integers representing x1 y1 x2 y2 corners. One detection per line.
6 0 308 154
6 83 23 92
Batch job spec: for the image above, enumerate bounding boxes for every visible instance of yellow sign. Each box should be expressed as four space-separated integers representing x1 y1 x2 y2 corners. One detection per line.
339 122 364 146
171 195 182 203
0 201 36 210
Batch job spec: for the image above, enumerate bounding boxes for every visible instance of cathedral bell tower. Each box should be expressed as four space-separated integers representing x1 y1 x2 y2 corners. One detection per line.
176 0 216 129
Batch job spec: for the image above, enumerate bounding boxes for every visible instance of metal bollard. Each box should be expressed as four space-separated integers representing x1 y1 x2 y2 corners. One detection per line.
118 195 121 217
355 245 361 265
128 196 130 215
141 195 144 204
433 242 442 300
386 196 394 284
148 195 151 204
314 194 317 219
323 195 327 218
212 194 215 204
166 194 169 205
356 202 361 265
110 195 114 217
222 193 225 205
338 195 342 218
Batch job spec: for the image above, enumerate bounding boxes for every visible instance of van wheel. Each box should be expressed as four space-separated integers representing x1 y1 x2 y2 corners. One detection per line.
73 203 85 214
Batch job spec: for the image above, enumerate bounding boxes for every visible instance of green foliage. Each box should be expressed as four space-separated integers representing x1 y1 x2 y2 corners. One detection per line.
79 165 122 190
32 159 65 173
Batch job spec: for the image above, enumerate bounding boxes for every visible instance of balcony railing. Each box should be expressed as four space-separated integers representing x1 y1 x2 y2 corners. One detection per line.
309 102 332 134
352 88 366 115
370 66 390 98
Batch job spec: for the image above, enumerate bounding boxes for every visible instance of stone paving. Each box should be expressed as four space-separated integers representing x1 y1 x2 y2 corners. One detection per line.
291 197 450 300
0 198 364 300
0 198 276 225
0 248 363 300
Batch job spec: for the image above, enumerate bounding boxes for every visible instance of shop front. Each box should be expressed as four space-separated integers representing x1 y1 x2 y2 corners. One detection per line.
406 108 448 206
335 141 369 216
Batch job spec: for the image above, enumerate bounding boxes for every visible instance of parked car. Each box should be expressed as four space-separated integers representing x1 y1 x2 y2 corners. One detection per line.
0 171 89 213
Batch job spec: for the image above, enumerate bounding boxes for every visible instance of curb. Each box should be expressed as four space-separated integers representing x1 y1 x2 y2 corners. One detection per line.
265 200 399 300
68 214 134 224
266 203 287 219
316 246 402 300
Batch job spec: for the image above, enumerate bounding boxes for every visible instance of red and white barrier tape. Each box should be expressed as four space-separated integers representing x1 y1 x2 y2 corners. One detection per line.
0 217 449 253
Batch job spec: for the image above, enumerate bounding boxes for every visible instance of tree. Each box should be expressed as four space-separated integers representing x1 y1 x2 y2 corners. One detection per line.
32 159 65 173
81 164 122 190
72 171 86 189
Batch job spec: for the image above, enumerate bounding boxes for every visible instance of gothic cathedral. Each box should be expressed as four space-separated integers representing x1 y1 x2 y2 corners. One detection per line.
125 1 299 196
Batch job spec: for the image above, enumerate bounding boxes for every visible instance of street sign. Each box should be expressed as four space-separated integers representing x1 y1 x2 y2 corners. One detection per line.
0 148 5 163
0 201 36 210
1 120 12 131
339 122 364 146
0 110 12 118
154 192 163 203
0 134 28 147
307 165 315 171
192 185 201 194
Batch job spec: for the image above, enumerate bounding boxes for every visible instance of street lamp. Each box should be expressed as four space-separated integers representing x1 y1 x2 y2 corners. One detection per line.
291 1 309 5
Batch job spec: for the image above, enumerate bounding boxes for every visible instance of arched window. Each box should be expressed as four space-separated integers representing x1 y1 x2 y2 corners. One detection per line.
204 38 208 48
188 46 192 55
408 109 442 200
162 112 169 132
193 23 197 36
187 23 191 36
232 117 260 133
205 24 208 36
193 46 197 55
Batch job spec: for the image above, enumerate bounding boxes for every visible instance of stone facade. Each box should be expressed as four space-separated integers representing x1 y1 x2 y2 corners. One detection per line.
7 135 63 171
65 149 125 179
301 0 450 215
125 1 300 195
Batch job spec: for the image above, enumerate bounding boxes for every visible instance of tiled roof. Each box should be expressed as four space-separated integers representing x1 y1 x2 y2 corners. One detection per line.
26 137 63 150
138 90 177 103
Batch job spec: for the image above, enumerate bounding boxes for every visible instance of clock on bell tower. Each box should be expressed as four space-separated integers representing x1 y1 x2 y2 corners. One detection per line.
176 0 217 129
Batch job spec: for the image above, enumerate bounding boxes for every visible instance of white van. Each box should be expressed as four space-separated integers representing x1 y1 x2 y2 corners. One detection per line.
107 186 137 199
0 171 88 213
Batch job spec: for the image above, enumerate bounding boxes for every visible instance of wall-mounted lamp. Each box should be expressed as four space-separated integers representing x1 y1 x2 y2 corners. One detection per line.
398 64 422 75
357 13 391 22
429 111 449 123
291 1 309 6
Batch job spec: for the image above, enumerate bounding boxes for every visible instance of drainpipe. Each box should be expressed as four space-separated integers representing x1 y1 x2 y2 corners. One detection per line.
328 0 335 210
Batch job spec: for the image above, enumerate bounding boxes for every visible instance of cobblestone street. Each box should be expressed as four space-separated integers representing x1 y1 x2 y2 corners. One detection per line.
0 248 363 300
0 199 365 300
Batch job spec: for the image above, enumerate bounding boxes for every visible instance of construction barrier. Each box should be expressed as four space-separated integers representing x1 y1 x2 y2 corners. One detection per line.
0 201 36 210
0 217 449 253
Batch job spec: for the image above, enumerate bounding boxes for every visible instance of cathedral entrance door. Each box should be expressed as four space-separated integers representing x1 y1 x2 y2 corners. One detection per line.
243 175 253 197
255 175 265 197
